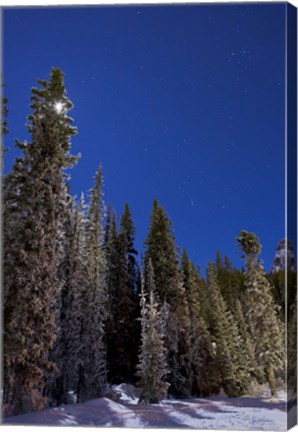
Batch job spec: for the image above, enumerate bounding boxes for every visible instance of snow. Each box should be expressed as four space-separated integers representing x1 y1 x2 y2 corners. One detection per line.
105 398 147 428
59 413 78 426
162 402 206 428
2 384 290 430
114 383 139 405
160 397 287 431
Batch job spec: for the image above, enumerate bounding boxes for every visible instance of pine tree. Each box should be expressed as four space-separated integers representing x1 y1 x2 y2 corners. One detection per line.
215 252 255 391
136 261 169 404
144 199 187 396
237 230 285 396
78 166 108 402
205 264 236 395
3 68 78 414
226 301 255 395
205 263 252 396
46 192 87 405
145 200 179 302
104 205 119 381
181 250 215 396
104 205 117 266
3 157 31 407
232 299 256 387
215 252 245 310
104 205 118 314
107 204 139 383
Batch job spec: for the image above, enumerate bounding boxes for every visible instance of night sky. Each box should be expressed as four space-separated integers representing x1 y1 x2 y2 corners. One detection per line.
3 3 286 273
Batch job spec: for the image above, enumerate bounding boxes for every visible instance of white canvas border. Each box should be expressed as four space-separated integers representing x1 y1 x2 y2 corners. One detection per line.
0 1 297 432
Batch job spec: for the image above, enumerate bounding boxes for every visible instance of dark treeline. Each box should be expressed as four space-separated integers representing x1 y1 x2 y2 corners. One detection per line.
2 69 295 416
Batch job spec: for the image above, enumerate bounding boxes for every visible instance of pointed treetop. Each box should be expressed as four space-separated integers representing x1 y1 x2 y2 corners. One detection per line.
146 199 174 239
207 261 216 275
182 248 189 263
120 203 135 236
30 68 73 113
95 164 103 187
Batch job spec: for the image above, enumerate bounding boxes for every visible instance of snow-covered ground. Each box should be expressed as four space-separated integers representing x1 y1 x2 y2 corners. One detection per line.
2 385 289 430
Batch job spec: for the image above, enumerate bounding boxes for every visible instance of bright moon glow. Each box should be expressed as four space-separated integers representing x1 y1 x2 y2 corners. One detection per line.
54 101 64 114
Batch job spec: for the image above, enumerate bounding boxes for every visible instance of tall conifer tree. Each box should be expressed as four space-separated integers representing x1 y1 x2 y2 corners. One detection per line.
104 205 119 381
215 252 245 309
136 261 169 403
3 68 78 414
78 166 108 402
47 193 87 405
181 250 215 396
107 204 139 382
237 230 284 396
144 199 188 396
205 263 251 396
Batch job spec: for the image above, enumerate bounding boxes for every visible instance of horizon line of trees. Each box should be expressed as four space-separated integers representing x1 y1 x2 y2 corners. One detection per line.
2 68 296 416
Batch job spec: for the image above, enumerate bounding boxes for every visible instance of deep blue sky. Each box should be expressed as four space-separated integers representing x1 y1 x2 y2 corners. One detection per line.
3 3 286 273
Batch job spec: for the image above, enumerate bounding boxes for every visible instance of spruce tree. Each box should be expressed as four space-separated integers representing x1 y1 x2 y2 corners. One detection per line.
78 166 108 402
104 205 117 269
3 157 31 407
205 263 251 396
215 252 245 310
46 193 87 405
232 299 256 386
104 205 118 312
107 204 139 383
136 261 169 404
181 250 215 396
3 68 78 414
215 252 255 390
205 264 236 395
144 199 188 396
237 230 285 396
104 205 119 381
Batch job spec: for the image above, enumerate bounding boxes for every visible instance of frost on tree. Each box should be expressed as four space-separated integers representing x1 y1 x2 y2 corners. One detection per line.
237 230 285 396
77 166 108 402
3 68 78 414
136 260 169 404
144 199 189 396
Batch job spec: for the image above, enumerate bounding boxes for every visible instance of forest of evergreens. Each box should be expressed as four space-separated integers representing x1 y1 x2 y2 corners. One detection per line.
2 69 296 416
